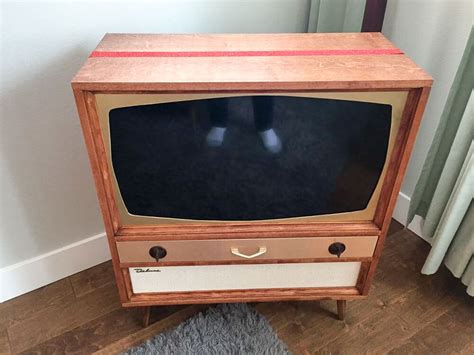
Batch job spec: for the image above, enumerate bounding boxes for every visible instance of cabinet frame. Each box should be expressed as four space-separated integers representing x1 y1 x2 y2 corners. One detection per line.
72 86 430 306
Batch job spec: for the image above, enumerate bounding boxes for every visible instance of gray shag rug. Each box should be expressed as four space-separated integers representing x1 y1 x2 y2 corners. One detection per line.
125 303 290 355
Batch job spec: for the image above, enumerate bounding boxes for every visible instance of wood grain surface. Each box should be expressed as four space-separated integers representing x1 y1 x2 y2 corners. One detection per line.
72 33 432 91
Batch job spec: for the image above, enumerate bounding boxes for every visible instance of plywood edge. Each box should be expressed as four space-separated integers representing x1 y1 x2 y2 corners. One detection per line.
114 222 381 240
70 81 433 92
119 258 373 268
122 287 365 307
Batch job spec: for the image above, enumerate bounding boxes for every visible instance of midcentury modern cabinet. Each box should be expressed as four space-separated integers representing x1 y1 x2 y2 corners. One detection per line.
72 33 432 323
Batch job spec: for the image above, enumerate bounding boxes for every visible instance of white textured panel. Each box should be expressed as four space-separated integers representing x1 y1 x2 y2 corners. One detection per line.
129 262 361 293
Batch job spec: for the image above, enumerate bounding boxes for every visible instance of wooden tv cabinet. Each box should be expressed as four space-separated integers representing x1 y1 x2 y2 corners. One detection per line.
72 33 432 324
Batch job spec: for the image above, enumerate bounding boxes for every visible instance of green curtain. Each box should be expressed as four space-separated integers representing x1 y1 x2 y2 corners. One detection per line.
408 28 474 296
307 0 366 33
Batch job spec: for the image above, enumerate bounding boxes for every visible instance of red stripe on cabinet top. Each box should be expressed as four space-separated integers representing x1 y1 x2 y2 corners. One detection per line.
89 48 403 58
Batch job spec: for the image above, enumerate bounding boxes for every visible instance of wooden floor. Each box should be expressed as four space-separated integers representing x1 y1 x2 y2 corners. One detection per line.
1 220 472 354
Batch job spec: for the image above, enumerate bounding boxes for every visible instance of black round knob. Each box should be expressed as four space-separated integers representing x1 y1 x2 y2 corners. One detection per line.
149 246 167 261
328 242 346 258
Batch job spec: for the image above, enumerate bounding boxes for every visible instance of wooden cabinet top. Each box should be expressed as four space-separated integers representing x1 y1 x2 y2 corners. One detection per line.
72 33 432 91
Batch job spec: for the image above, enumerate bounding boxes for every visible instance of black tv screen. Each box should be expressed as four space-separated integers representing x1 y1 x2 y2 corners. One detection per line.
109 95 391 221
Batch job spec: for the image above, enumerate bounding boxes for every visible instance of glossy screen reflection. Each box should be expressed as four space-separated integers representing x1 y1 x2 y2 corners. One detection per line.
109 96 391 221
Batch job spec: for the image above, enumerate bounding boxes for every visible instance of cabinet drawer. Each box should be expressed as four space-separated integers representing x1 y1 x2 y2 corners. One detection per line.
129 262 362 293
117 236 377 263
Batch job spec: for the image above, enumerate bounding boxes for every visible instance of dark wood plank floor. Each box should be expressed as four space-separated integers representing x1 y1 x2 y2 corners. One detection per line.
1 220 472 354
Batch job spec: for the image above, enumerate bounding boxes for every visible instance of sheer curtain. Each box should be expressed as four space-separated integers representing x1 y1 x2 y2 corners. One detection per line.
408 28 473 296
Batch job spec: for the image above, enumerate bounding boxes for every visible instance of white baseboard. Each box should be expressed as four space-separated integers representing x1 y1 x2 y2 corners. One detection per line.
392 191 428 241
0 232 110 303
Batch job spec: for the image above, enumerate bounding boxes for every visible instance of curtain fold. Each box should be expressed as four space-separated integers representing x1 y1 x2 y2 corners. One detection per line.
421 141 474 294
444 202 474 295
408 28 474 296
408 28 473 223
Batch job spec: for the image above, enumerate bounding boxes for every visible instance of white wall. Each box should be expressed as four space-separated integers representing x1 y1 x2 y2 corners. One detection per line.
0 0 312 300
383 0 473 228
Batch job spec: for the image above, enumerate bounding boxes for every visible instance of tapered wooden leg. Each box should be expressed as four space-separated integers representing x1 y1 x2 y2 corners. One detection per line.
337 300 346 320
142 306 152 327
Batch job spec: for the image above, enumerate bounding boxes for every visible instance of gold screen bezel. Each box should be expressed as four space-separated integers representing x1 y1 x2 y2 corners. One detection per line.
95 91 407 226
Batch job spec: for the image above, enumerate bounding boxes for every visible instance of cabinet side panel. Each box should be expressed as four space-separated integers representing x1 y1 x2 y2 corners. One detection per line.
72 88 128 303
364 87 431 294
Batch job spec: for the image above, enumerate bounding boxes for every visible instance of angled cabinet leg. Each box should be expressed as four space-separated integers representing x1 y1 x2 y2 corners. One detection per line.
142 306 152 327
337 300 346 320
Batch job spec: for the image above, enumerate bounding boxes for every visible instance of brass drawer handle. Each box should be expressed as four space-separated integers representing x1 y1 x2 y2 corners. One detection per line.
231 246 267 259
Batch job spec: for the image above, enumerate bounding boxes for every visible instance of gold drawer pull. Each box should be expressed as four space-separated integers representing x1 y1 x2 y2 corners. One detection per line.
231 246 267 259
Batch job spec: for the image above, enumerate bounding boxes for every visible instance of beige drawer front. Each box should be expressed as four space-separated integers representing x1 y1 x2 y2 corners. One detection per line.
117 236 377 263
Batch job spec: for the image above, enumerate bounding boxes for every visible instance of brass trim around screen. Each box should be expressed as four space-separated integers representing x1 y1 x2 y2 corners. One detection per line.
95 91 408 226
